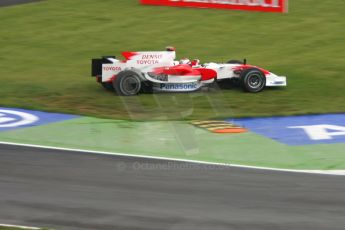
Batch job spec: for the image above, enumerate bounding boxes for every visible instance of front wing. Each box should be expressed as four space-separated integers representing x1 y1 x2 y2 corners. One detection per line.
265 73 287 87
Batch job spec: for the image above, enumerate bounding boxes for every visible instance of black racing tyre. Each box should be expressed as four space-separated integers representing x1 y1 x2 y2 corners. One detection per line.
101 82 114 91
113 70 142 96
227 60 243 64
241 68 266 93
141 81 153 93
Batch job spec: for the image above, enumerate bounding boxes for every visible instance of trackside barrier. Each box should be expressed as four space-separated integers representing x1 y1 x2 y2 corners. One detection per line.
140 0 288 13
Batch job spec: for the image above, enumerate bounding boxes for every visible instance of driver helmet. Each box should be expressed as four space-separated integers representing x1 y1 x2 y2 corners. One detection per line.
166 46 176 52
180 58 191 65
191 59 200 66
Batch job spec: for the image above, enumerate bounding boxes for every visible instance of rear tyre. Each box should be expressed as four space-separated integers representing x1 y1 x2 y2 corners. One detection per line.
227 60 243 64
241 68 266 93
113 70 142 96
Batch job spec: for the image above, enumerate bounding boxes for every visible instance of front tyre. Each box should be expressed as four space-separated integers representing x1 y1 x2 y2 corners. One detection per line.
113 70 142 96
241 68 266 93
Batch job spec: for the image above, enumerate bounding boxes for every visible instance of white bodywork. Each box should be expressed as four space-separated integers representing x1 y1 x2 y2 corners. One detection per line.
101 51 176 82
99 50 286 91
203 62 287 87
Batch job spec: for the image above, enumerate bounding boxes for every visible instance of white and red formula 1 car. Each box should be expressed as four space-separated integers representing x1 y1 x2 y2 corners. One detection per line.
91 47 286 96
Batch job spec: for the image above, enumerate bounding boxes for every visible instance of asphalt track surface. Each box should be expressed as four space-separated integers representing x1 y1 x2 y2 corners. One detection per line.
0 0 40 7
0 144 345 230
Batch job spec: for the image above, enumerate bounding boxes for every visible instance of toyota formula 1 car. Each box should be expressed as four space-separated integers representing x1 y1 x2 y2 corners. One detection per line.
91 47 286 96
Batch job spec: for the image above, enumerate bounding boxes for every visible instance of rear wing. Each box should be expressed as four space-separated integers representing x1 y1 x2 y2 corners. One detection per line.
91 56 115 76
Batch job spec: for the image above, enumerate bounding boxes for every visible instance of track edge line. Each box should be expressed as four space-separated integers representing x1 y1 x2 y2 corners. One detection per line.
0 223 40 229
0 141 344 176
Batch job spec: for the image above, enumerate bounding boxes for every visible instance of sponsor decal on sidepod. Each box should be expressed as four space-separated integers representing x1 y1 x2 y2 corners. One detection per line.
159 83 199 91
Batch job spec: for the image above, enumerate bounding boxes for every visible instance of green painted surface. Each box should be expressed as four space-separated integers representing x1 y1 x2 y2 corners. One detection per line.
1 117 344 170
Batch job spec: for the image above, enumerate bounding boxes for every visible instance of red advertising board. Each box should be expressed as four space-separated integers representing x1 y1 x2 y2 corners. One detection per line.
140 0 288 13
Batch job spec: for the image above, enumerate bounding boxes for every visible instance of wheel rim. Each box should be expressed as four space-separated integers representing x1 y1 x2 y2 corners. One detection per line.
120 75 140 95
247 73 264 89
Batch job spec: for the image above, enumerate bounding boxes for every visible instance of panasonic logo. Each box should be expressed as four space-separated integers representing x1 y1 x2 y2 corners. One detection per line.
160 83 198 90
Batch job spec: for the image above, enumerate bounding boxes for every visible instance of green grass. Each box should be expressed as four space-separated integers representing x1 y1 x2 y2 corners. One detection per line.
0 228 23 230
0 228 25 230
0 0 344 120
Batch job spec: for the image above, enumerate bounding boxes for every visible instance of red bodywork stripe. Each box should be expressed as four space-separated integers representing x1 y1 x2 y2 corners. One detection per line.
122 52 138 60
153 65 217 80
233 65 270 75
153 64 200 76
195 68 217 81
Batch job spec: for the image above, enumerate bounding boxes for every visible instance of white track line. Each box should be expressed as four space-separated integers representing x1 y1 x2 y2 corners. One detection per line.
1 141 345 176
0 223 40 229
